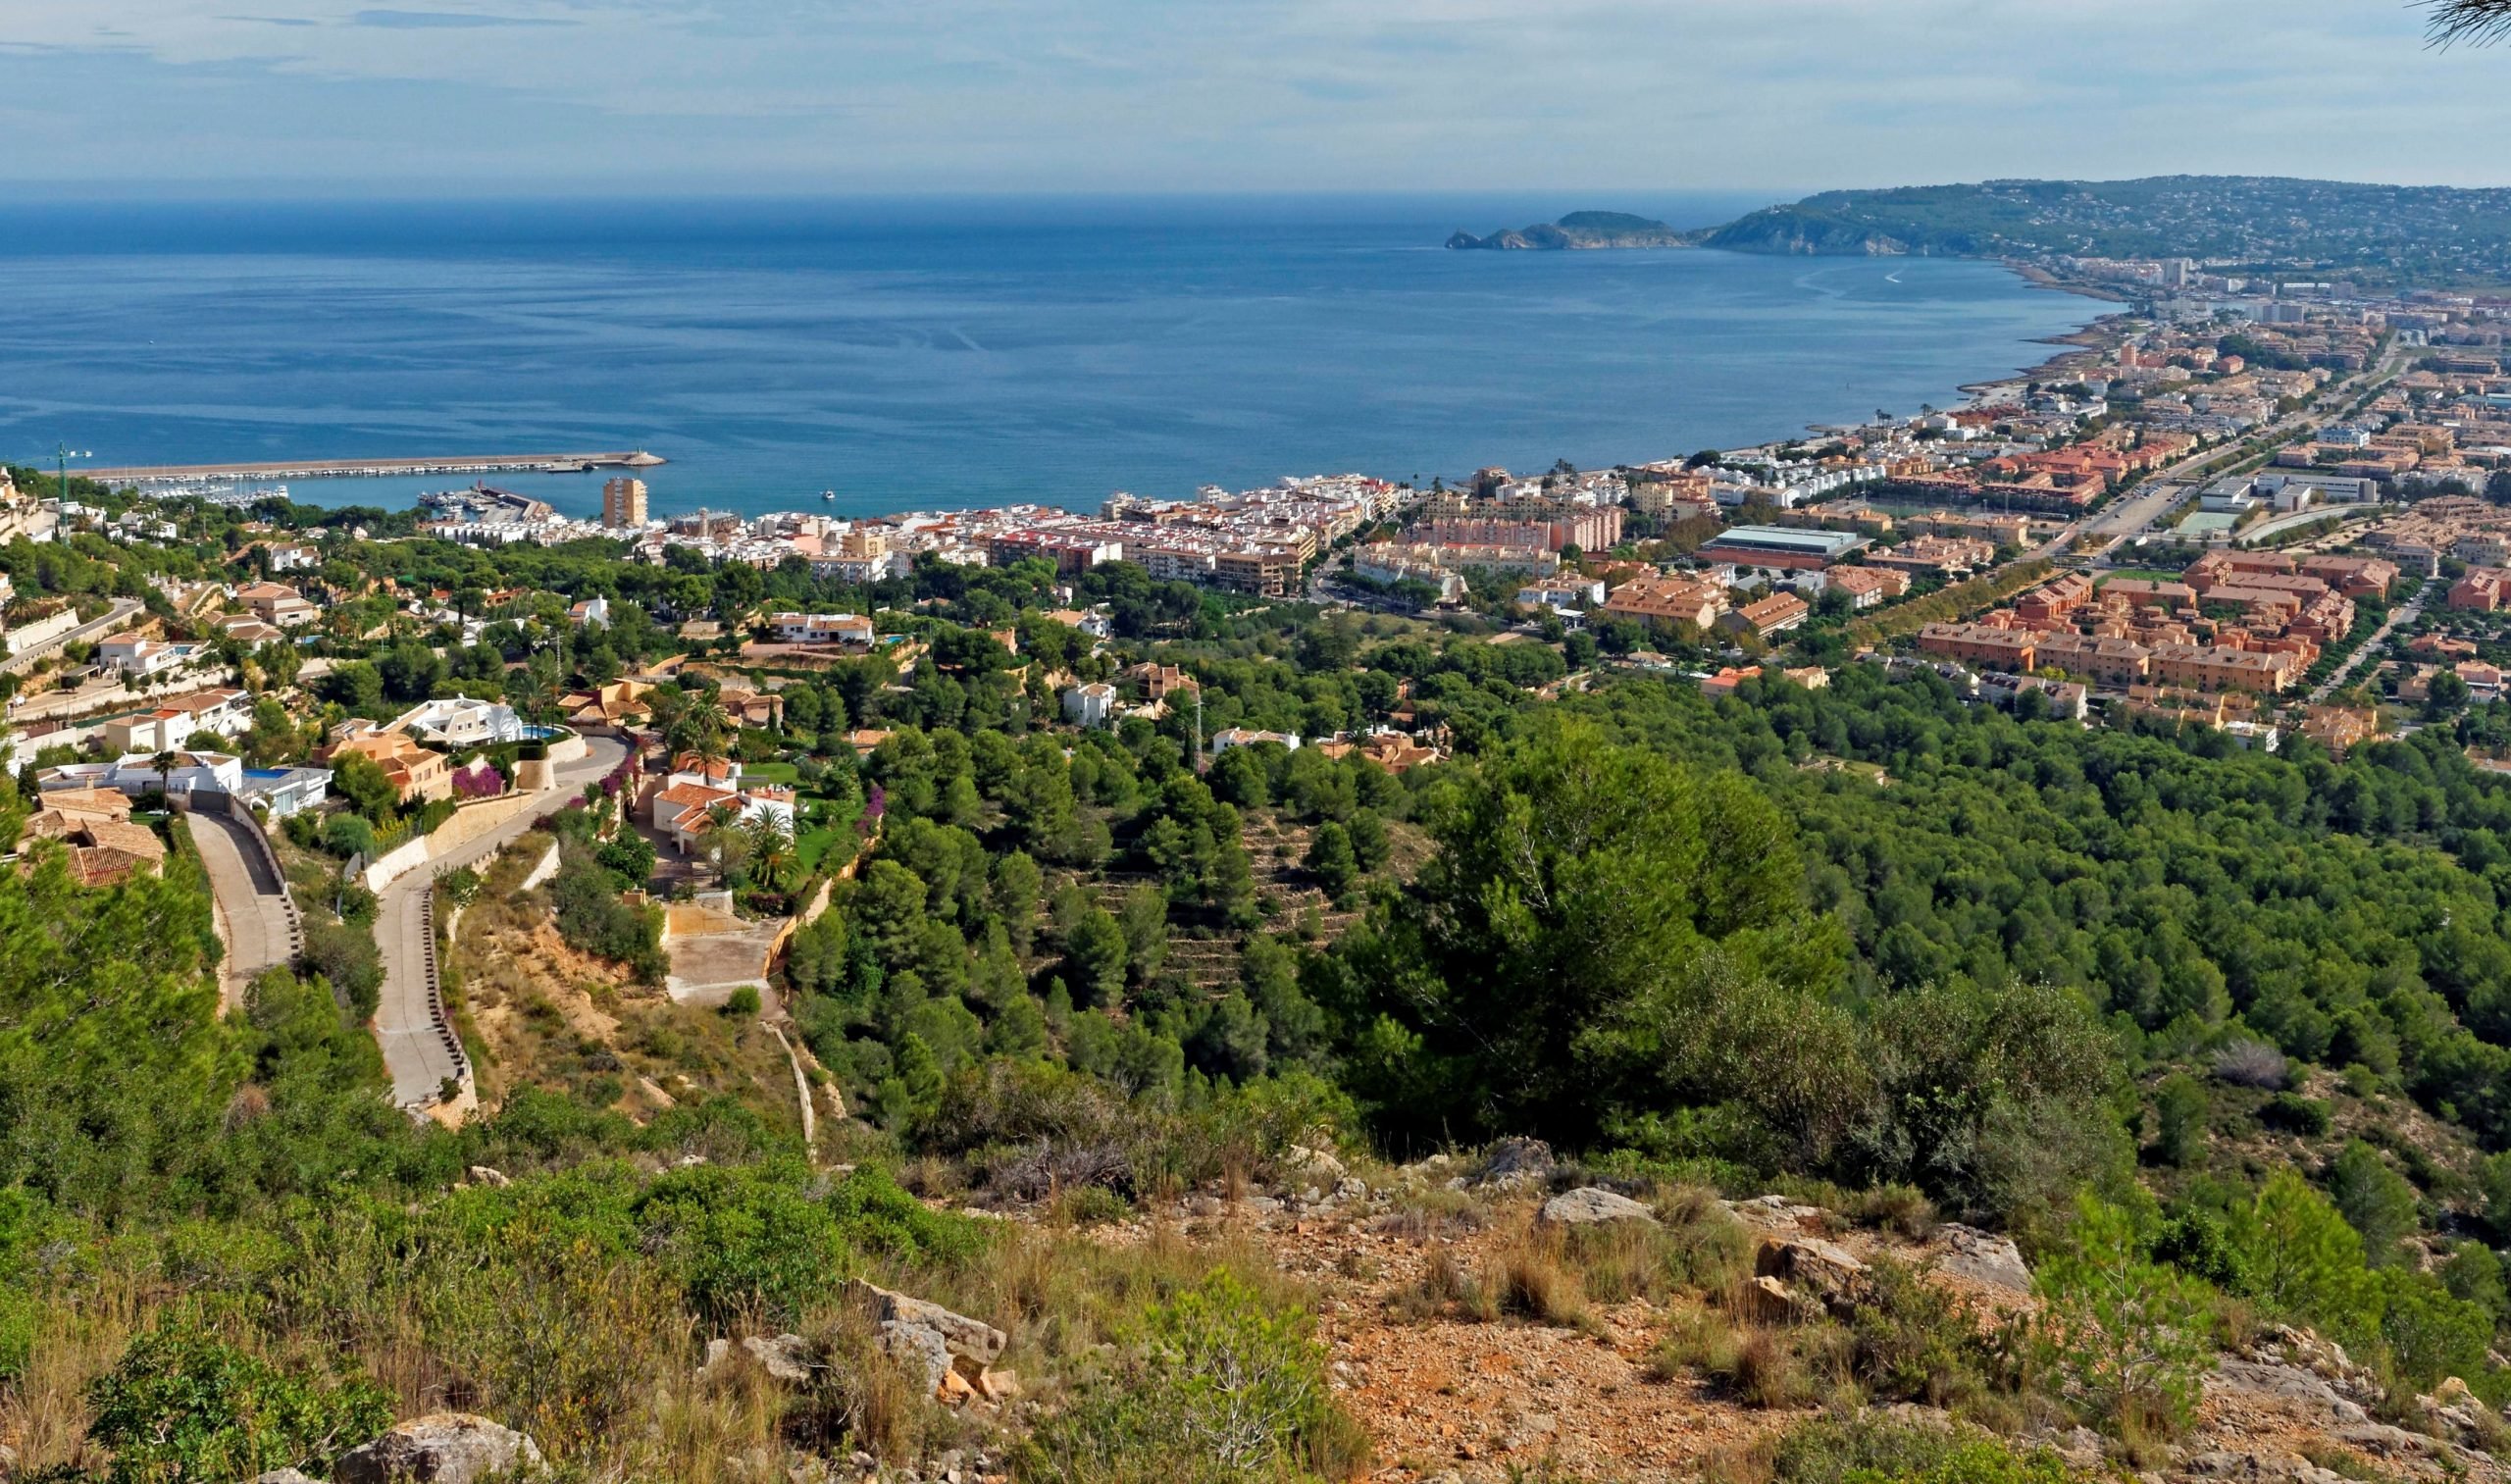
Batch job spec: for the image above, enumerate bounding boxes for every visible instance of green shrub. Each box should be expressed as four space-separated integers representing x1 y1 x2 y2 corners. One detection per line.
85 1325 393 1484
2326 1141 2418 1266
825 1164 989 1266
319 812 374 860
1771 1414 2079 1484
724 985 761 1016
298 918 384 1020
628 1161 852 1324
2260 1094 2332 1136
549 846 666 984
1020 1268 1368 1484
1849 1257 2002 1409
2153 1075 2208 1167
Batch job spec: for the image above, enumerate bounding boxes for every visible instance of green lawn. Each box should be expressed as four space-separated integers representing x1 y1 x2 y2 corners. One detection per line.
742 760 800 786
795 825 849 874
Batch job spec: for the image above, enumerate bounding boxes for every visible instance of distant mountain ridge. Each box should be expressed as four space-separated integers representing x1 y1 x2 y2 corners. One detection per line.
1445 210 1689 250
1684 175 2511 282
1446 179 2511 282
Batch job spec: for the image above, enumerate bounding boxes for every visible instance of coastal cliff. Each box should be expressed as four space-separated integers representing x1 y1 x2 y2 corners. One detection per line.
1445 210 1689 250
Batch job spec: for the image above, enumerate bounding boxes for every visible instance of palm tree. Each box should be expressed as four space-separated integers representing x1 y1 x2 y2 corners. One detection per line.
150 749 179 799
2430 0 2511 43
703 798 745 882
673 694 734 777
744 813 797 893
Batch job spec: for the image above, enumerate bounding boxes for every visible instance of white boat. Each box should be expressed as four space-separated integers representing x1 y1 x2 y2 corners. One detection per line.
821 489 836 501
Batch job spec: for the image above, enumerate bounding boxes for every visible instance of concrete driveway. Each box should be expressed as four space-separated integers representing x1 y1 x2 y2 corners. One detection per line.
372 734 628 1110
187 805 303 1012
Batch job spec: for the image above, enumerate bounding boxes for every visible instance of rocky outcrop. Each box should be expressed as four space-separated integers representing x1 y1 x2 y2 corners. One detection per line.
2176 1448 2356 1484
1474 1137 1554 1191
1742 1273 1821 1325
702 1332 813 1384
1755 1235 1870 1313
1930 1224 2032 1294
334 1413 544 1483
1538 1187 1659 1227
848 1278 1009 1403
2206 1358 2370 1427
1447 212 1688 251
1279 1143 1346 1187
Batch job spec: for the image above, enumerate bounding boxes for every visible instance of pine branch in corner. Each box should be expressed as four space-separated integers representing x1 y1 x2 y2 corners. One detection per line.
2428 0 2511 46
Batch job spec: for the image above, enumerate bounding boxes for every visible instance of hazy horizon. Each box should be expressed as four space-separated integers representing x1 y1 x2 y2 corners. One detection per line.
3 1 2505 196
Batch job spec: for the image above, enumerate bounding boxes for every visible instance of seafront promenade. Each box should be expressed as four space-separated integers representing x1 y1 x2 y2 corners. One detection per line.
86 450 665 484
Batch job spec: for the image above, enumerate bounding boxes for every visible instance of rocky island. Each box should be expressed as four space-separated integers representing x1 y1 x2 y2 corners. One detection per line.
1444 209 1689 250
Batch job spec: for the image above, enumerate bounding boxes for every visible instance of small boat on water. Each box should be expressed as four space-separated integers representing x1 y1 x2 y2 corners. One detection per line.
821 489 836 501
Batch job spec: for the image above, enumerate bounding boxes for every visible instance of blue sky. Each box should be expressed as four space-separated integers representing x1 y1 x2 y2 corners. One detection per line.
2 0 2506 194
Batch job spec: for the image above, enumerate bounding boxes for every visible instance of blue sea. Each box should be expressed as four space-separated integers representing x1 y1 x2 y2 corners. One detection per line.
0 195 2097 522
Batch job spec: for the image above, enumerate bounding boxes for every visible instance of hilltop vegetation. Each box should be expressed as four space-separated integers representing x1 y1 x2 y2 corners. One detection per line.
1690 176 2511 282
25 512 2511 1477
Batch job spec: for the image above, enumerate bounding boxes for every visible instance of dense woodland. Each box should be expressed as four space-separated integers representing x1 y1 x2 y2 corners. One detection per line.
19 506 2511 1477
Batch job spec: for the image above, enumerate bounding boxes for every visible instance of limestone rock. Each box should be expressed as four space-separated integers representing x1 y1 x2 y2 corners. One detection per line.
2332 1423 2443 1458
852 1278 1006 1401
2175 1449 2351 1484
335 1412 544 1484
1930 1223 2031 1293
1756 1236 1869 1312
977 1366 1022 1402
703 1333 813 1383
1475 1137 1554 1191
1280 1144 1346 1183
465 1165 510 1188
2205 1358 2370 1426
1741 1274 1814 1326
1729 1193 1829 1227
847 1279 1006 1368
1538 1187 1659 1227
252 1472 322 1484
876 1318 955 1397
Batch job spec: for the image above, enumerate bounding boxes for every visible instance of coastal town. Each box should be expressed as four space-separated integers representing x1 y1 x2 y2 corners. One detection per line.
0 256 2500 1090
13 224 2511 1484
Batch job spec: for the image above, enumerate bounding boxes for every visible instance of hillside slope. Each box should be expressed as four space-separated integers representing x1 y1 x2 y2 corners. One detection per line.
1690 176 2511 281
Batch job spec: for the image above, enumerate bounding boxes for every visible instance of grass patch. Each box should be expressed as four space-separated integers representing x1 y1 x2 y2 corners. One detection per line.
795 826 850 874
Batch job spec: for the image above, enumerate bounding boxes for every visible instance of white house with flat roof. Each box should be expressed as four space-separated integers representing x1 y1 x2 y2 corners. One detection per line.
1210 727 1300 754
1062 683 1117 729
39 750 244 799
388 696 532 748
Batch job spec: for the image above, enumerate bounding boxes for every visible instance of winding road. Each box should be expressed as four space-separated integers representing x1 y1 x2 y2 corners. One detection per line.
1 597 143 675
187 803 303 1012
373 734 628 1110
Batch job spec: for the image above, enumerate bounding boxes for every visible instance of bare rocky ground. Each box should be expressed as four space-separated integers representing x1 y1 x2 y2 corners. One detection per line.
1011 1144 2511 1484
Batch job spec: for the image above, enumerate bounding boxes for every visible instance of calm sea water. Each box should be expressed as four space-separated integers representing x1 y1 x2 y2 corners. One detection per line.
0 195 2096 522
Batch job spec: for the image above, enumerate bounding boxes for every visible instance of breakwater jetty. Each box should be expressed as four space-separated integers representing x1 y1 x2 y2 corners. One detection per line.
88 450 665 485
